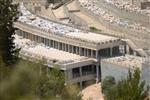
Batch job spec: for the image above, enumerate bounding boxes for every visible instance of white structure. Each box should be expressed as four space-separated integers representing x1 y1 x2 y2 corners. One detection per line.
101 55 150 92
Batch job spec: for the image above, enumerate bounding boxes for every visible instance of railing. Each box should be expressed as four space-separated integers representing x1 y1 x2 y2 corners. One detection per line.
82 71 96 76
72 73 80 78
72 71 96 79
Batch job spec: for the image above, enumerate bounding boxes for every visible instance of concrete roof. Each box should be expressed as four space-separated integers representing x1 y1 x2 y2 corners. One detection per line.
101 55 144 69
14 35 93 66
66 32 117 43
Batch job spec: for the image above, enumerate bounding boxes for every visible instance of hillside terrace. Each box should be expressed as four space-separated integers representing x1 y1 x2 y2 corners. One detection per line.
17 3 119 45
78 0 150 33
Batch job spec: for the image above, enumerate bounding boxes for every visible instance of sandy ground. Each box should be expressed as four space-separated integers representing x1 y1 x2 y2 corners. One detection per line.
67 0 79 11
81 83 104 100
67 1 124 36
53 6 67 19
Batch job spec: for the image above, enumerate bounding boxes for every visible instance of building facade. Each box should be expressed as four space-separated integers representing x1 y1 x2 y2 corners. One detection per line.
14 3 132 87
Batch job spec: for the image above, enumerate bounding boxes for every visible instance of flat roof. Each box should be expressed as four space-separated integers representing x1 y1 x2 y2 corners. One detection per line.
14 35 92 66
102 55 144 69
18 3 118 44
66 32 117 43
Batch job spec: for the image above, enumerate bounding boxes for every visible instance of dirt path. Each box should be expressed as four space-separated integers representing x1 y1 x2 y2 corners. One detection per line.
81 83 104 100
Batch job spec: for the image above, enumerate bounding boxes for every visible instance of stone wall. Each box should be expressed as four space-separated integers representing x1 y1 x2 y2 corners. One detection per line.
63 1 89 30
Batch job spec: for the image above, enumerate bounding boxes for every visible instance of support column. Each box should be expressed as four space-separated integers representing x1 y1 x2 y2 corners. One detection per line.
80 67 82 77
91 50 93 58
62 43 64 51
96 64 100 83
54 41 56 48
110 47 112 57
79 47 81 56
58 42 60 50
66 44 68 52
96 50 98 59
49 39 51 47
87 49 89 57
76 47 78 54
68 45 70 53
84 48 86 56
64 70 68 86
126 45 130 54
64 44 67 51
80 81 83 90
72 46 74 53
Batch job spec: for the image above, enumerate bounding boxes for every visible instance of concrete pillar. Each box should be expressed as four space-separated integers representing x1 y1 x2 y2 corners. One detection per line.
79 47 81 56
110 47 112 57
54 41 56 48
49 39 51 47
58 42 60 50
64 70 68 86
76 47 78 54
64 44 66 51
96 50 98 59
84 48 86 56
63 43 65 51
96 64 100 83
68 69 73 80
61 43 63 50
87 49 89 57
91 50 93 58
68 45 70 53
126 45 130 54
56 42 59 49
68 45 70 52
80 81 83 90
72 46 74 53
66 44 68 52
80 67 82 77
68 45 71 53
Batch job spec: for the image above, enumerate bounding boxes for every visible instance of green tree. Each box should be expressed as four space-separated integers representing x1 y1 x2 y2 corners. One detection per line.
103 69 149 100
0 60 40 100
37 67 65 97
0 0 18 64
0 60 82 100
101 76 116 95
62 84 82 100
